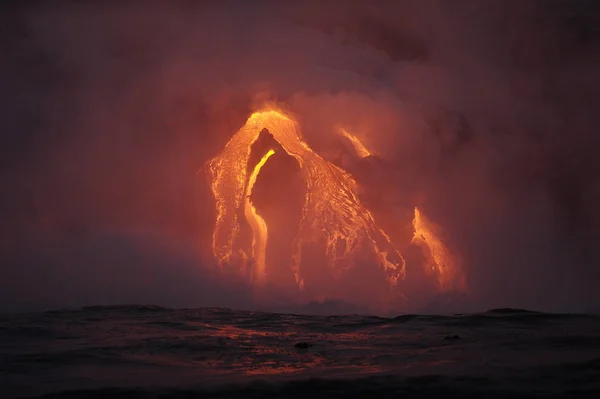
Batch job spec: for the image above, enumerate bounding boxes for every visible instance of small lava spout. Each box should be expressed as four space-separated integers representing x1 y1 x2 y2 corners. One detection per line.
339 128 372 159
412 207 466 292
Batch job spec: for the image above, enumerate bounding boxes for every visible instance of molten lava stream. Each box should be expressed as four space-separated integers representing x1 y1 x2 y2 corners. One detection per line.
244 149 275 285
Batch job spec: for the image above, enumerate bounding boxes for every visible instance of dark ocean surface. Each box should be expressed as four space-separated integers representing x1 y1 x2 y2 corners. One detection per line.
1 306 600 398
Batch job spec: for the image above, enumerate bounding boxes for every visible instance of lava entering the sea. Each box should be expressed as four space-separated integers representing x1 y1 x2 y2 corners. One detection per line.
206 108 464 303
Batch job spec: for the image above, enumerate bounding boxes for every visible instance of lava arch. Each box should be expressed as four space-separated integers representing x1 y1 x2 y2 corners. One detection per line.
206 109 406 290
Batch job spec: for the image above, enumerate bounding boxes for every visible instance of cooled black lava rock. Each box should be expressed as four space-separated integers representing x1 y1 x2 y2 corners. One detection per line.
294 342 312 349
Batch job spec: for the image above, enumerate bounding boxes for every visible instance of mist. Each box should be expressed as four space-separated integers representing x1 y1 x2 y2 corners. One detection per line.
1 0 598 314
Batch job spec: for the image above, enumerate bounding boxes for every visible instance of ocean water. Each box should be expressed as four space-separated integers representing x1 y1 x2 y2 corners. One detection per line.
1 306 600 398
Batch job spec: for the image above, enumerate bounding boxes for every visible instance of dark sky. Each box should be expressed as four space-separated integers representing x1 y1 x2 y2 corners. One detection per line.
0 0 599 314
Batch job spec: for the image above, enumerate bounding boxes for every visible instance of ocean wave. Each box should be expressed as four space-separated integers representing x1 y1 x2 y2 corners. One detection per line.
2 306 600 398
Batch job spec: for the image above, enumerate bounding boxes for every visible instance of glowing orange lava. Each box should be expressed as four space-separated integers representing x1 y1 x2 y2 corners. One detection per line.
207 109 405 289
412 207 466 291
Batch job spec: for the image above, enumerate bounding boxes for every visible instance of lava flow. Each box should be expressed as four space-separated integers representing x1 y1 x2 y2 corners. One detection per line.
207 109 405 290
244 149 275 285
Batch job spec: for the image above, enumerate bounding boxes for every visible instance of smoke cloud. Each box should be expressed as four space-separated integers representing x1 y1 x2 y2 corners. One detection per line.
1 0 599 314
